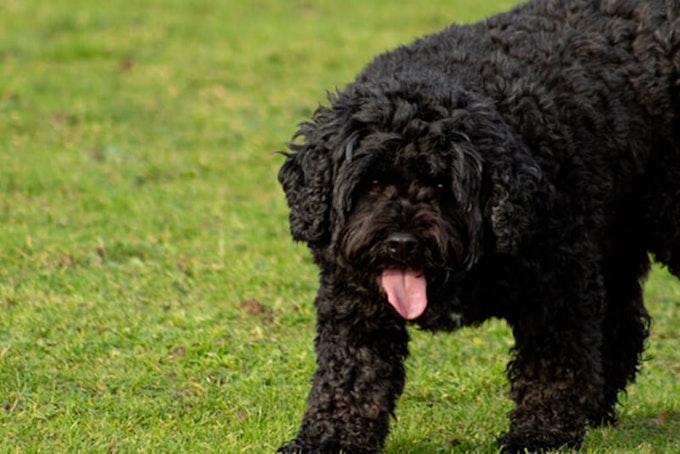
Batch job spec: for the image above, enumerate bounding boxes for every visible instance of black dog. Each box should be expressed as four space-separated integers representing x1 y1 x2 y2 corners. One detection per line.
277 0 680 452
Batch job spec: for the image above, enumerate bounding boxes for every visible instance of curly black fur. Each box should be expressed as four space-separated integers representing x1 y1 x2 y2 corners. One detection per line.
277 0 680 452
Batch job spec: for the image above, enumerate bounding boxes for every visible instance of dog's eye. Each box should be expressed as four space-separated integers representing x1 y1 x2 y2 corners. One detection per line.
434 181 448 192
370 179 385 193
370 177 391 188
367 172 399 193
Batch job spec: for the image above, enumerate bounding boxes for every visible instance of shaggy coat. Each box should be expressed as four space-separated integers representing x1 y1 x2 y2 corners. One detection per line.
277 0 680 452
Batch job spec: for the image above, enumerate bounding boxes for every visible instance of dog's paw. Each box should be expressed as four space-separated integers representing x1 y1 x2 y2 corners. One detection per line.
276 439 311 453
276 439 307 453
276 439 377 454
498 430 582 453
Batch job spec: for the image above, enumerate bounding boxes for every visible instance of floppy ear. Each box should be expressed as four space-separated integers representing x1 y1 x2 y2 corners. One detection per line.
278 93 360 245
438 127 484 269
279 87 369 245
435 98 545 258
450 98 546 255
278 121 333 245
484 130 545 254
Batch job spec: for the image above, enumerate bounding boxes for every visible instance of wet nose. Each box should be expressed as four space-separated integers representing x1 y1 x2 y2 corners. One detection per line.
386 232 420 261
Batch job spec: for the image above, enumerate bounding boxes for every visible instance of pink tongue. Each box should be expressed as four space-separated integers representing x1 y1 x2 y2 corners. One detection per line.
381 269 427 320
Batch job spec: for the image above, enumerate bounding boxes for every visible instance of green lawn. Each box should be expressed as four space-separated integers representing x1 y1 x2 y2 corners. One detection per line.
0 0 678 452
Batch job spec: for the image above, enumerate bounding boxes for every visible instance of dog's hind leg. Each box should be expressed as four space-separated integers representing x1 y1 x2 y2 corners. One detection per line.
593 235 651 426
278 282 409 454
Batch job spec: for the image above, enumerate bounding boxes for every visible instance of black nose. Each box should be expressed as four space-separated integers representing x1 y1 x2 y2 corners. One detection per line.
386 232 420 261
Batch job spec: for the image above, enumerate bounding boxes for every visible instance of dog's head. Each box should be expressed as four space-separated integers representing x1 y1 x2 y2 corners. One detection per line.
279 80 544 320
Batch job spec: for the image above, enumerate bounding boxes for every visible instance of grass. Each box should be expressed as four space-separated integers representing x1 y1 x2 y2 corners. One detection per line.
0 0 678 452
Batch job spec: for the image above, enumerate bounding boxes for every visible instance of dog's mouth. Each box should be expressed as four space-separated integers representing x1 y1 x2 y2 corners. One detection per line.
381 268 427 320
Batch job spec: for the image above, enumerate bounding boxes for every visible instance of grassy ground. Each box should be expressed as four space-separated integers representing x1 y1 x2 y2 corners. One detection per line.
0 0 678 452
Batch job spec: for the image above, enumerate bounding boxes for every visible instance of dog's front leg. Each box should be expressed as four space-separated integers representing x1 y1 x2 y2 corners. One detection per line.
499 260 605 453
279 287 409 454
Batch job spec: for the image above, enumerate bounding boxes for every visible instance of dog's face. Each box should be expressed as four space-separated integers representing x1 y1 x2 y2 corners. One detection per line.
335 146 482 320
279 81 543 321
